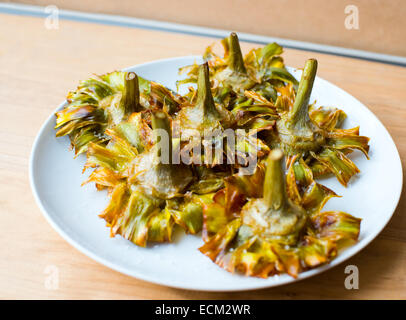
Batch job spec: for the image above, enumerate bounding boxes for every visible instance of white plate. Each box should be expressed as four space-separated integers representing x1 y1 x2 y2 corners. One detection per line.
30 56 403 291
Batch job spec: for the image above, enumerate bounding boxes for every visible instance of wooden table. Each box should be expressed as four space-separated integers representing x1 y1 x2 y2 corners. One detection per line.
1 13 405 300
12 0 406 57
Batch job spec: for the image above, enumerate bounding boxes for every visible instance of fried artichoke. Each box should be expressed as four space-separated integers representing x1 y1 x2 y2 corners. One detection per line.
54 33 368 278
272 59 370 186
199 150 361 278
55 71 141 155
85 110 205 246
55 71 184 155
179 33 370 186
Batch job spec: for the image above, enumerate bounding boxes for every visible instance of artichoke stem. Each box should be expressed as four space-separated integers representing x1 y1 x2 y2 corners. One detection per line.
225 32 247 74
196 63 219 117
290 59 317 124
151 111 172 164
123 72 140 113
263 149 287 210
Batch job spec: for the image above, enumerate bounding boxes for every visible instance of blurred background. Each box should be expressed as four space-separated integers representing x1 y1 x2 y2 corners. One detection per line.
5 0 406 57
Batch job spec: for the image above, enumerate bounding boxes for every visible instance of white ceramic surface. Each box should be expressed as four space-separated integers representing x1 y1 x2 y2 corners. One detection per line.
29 56 403 291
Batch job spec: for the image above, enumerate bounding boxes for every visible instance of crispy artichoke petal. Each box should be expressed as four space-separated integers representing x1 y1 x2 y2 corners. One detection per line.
311 148 360 186
201 190 230 241
148 81 183 114
201 164 264 240
99 183 128 226
299 236 337 267
227 234 283 278
262 67 299 86
327 129 370 158
85 137 137 172
234 134 270 164
199 218 242 262
237 114 275 133
189 166 229 194
309 105 347 130
167 196 205 234
107 187 171 247
55 105 102 129
83 167 123 190
301 182 338 214
107 112 153 153
311 210 361 244
147 207 174 243
225 163 265 199
299 211 359 269
286 155 338 213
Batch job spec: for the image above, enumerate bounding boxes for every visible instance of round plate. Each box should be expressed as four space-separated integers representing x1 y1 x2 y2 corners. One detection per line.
30 56 403 291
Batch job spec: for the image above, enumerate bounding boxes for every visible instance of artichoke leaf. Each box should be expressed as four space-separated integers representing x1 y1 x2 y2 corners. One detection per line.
166 195 206 235
310 149 360 187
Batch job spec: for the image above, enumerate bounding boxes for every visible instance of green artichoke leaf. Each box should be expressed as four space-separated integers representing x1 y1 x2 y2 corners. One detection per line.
85 135 137 173
299 211 360 268
108 112 153 154
166 195 206 234
98 183 177 247
189 166 230 194
83 167 123 190
286 155 338 214
326 128 370 158
262 67 298 86
309 105 347 130
258 42 284 66
310 148 360 187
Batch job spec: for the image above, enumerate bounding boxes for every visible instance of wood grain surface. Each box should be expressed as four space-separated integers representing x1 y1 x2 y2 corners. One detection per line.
9 0 406 57
0 13 405 300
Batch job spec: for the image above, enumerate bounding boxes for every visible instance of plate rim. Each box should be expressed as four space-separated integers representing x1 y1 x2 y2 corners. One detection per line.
29 55 403 292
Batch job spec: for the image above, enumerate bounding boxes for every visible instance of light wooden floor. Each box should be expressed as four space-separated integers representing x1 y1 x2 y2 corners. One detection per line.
0 13 405 299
